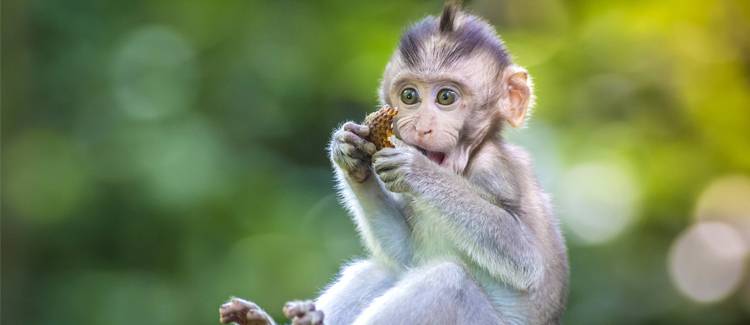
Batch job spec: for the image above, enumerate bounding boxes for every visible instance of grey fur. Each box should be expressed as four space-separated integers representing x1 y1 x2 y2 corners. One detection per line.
319 6 568 325
398 8 511 71
221 4 567 325
439 1 459 33
323 130 568 324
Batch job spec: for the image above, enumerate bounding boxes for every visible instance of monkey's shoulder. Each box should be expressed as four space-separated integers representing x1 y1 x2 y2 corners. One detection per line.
464 142 538 195
470 142 534 173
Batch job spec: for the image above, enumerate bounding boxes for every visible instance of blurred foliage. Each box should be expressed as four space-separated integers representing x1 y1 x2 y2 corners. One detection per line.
3 0 750 324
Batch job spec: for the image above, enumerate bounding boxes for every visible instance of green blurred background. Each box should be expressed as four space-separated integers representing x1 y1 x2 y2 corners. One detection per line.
3 0 750 324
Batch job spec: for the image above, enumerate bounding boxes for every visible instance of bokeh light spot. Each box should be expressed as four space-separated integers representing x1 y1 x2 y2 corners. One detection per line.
122 118 229 208
505 121 563 190
111 25 197 120
668 222 748 303
558 160 640 244
694 174 750 244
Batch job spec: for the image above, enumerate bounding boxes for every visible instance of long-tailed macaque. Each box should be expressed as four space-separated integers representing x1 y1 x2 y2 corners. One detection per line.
220 2 568 324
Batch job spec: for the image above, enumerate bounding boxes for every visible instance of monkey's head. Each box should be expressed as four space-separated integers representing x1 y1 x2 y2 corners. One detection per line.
379 3 534 174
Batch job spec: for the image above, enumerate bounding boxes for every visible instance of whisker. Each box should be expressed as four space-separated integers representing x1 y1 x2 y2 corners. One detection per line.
395 115 416 131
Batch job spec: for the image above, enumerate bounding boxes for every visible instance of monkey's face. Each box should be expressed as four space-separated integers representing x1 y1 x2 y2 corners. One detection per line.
383 55 531 174
386 55 499 168
378 10 533 173
389 78 465 166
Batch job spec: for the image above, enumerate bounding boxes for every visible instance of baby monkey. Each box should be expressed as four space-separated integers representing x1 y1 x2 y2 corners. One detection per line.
221 1 568 324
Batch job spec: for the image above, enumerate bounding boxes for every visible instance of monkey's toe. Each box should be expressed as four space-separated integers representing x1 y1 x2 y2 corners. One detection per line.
220 297 273 325
291 310 323 325
283 300 324 325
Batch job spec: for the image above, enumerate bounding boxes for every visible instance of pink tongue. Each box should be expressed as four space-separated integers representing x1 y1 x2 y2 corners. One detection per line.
426 151 445 164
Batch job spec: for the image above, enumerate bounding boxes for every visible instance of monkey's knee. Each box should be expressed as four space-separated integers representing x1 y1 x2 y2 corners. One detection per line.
317 259 396 306
320 259 394 294
352 261 502 325
316 259 396 324
415 261 472 289
419 262 506 324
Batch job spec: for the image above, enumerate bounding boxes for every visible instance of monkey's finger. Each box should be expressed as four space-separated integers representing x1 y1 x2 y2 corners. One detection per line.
377 169 401 183
338 130 376 155
333 145 369 174
373 157 401 174
343 121 370 137
374 149 411 166
339 143 367 160
372 147 400 159
374 163 396 175
378 172 408 193
335 130 367 149
390 136 409 148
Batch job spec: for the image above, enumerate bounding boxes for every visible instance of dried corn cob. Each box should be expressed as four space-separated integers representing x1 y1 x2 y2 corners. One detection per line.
363 105 398 150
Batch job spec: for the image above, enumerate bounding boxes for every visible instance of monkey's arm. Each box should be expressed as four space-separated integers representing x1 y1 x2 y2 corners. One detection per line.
333 167 413 269
374 148 543 290
329 123 413 270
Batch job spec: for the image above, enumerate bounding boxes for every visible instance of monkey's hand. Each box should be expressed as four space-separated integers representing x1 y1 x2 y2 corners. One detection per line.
372 145 432 193
329 122 378 183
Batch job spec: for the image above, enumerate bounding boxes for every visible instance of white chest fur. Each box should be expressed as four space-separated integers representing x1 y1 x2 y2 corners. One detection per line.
407 197 459 264
404 197 530 323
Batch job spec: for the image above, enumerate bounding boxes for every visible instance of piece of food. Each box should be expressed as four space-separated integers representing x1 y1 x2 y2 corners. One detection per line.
363 105 398 150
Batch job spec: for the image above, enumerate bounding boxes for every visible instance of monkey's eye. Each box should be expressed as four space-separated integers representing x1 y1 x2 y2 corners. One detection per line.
400 88 419 105
436 88 458 106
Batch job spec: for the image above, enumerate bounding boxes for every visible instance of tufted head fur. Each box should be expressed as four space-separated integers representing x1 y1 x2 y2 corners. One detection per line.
396 3 511 72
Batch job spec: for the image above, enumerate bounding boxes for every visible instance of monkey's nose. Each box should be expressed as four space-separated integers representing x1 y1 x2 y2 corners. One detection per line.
418 129 433 136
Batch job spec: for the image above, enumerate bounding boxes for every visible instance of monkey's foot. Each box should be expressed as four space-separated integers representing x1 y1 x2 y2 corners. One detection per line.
283 300 324 325
220 297 275 325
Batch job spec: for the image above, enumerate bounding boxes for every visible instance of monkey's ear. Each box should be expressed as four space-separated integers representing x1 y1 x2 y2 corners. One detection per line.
500 65 534 128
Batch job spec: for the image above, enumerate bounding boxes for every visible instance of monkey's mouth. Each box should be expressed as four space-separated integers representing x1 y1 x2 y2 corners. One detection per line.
417 147 446 165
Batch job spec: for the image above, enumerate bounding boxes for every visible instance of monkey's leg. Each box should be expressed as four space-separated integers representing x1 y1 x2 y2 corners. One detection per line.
220 297 276 325
315 259 398 325
352 261 505 325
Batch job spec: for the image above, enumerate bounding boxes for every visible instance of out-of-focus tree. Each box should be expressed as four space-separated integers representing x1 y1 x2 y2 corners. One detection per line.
2 0 749 324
